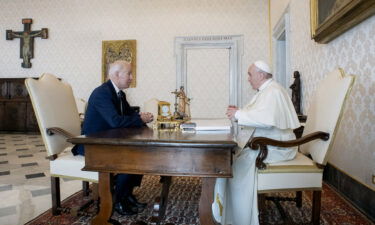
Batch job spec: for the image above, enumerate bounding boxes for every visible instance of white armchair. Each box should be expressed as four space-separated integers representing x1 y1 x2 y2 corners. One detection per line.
25 74 98 215
75 97 87 120
249 69 355 225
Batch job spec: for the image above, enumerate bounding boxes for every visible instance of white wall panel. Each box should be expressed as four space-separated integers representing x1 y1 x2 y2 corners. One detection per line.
186 49 229 118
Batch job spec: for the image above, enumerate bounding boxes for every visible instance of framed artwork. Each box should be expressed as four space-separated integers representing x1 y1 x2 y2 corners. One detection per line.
311 0 375 43
102 40 137 87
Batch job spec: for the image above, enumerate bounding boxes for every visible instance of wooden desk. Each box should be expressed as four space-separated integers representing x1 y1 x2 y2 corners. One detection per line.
68 127 236 225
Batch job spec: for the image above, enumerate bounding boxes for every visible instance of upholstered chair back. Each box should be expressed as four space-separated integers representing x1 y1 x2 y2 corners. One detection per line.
300 69 354 165
26 74 81 156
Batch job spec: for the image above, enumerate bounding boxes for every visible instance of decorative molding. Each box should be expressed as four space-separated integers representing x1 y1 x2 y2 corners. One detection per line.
268 0 272 63
181 35 238 42
272 6 291 91
174 35 244 106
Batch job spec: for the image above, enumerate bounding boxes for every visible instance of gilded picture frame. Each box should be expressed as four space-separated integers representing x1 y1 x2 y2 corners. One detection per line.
311 0 375 43
102 40 137 87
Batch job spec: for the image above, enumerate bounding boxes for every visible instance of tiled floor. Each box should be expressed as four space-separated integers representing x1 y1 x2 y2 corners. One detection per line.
0 134 82 225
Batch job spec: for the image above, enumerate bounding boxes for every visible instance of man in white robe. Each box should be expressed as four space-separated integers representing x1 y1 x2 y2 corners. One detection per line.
212 61 300 225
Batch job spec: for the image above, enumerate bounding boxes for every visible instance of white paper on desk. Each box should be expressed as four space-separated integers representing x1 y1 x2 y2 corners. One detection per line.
190 118 231 131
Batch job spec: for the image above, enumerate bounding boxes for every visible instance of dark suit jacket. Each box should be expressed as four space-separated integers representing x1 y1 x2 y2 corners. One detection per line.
73 80 144 155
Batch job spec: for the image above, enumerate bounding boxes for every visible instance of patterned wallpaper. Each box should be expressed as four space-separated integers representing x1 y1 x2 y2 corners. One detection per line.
0 0 268 111
273 0 375 188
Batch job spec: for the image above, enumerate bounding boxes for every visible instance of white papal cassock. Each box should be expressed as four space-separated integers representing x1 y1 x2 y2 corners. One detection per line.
212 79 300 225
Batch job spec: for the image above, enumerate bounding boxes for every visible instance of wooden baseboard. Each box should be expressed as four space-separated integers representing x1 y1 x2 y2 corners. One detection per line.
323 163 375 222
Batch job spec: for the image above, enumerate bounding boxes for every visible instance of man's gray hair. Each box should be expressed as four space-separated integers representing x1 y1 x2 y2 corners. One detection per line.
108 60 130 77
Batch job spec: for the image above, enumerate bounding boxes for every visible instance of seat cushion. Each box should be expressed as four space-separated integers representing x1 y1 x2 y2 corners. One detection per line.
50 148 98 182
258 152 323 192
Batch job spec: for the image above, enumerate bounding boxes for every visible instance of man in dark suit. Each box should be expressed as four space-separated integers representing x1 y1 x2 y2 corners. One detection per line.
73 60 153 216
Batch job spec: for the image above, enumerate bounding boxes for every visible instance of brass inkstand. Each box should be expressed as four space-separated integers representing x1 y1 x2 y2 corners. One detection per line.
153 86 191 130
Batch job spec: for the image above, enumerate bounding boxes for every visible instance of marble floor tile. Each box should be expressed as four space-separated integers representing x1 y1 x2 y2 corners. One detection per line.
0 134 82 225
0 206 17 217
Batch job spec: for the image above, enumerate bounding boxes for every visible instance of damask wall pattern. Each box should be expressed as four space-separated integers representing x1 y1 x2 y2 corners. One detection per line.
0 0 268 111
279 0 374 188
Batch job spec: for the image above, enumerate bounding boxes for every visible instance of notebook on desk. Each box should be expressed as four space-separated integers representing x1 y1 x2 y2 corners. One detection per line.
181 118 231 131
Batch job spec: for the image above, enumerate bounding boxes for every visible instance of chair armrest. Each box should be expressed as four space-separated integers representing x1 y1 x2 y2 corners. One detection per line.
247 131 329 169
44 127 76 161
131 106 140 113
249 131 329 149
298 114 307 123
46 127 75 139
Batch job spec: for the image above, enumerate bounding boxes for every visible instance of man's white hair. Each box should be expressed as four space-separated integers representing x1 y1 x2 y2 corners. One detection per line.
108 60 130 77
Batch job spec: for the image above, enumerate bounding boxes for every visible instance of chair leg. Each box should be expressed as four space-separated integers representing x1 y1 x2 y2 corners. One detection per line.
92 183 100 214
312 190 321 225
82 181 90 196
258 193 266 213
296 191 302 208
51 176 61 215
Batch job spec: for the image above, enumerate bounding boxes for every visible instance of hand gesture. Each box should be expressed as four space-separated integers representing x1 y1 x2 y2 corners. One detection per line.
226 105 238 119
140 112 154 123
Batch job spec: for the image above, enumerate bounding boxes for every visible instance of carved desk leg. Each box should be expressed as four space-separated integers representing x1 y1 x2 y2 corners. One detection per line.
199 177 217 225
92 172 118 225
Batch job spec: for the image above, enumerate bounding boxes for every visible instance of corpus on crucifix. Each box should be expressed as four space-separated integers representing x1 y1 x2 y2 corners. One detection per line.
6 18 48 68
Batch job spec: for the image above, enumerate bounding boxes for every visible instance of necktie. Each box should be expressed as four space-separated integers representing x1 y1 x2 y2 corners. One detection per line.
118 91 125 115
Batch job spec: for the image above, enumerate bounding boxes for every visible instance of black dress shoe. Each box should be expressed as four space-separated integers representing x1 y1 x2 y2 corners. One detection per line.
114 202 138 216
127 194 147 209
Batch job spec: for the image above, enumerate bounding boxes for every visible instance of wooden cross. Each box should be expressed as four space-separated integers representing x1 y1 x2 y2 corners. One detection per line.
6 18 48 68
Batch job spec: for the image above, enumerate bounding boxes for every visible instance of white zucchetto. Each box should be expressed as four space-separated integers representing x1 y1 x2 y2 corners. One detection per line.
254 60 272 74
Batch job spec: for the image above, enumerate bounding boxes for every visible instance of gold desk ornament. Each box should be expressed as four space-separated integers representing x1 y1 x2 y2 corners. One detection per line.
157 101 172 121
153 120 181 131
171 86 191 121
153 88 192 130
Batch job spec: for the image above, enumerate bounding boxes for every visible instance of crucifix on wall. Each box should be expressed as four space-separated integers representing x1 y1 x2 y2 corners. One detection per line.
6 18 48 68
